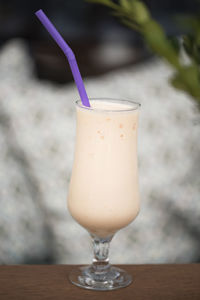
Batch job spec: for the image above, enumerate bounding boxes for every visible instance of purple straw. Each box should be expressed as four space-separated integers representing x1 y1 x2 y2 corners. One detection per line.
35 9 90 107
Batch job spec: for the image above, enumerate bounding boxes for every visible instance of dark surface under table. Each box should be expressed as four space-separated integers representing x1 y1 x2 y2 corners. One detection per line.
0 264 199 300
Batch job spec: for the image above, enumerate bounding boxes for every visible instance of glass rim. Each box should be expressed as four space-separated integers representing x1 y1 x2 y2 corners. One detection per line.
76 98 141 113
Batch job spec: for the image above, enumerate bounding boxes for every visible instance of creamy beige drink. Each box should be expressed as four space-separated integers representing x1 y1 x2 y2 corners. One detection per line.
68 99 140 238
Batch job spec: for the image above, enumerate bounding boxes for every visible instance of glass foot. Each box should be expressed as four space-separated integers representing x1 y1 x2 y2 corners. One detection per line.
69 265 132 291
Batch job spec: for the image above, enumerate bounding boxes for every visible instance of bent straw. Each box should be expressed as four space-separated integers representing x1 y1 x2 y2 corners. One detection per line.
35 9 90 107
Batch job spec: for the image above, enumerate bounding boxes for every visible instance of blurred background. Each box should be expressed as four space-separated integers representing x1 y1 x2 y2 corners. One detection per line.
0 0 200 265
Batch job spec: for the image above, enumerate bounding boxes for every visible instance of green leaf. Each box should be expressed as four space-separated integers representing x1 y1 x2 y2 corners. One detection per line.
193 43 200 64
121 18 141 31
171 66 200 101
119 0 130 10
130 1 150 24
169 36 181 54
183 35 194 57
143 20 179 67
171 73 189 91
183 35 200 64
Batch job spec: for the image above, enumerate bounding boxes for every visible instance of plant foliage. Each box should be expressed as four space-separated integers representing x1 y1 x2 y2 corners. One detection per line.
88 0 200 106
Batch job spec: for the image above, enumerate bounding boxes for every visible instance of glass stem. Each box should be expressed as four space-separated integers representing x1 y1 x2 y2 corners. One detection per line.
91 234 113 273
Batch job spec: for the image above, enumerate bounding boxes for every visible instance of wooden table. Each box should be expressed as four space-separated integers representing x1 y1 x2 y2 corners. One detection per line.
0 264 199 299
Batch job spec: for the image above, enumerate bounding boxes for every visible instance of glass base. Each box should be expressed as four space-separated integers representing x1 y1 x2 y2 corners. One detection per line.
69 265 132 291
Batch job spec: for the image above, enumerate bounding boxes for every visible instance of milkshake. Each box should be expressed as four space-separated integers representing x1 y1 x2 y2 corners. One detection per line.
68 98 140 238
